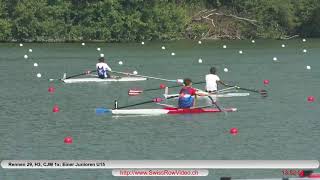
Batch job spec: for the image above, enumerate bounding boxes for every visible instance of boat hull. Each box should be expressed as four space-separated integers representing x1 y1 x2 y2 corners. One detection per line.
165 107 237 114
63 77 147 83
111 107 237 115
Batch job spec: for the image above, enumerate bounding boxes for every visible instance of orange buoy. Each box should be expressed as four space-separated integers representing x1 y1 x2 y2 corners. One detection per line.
307 96 315 102
64 136 73 144
159 84 166 89
230 128 238 135
52 105 60 112
263 79 270 85
48 86 55 93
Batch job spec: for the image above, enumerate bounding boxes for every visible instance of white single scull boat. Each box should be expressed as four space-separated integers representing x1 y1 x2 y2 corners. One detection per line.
163 87 250 99
63 77 147 83
61 73 147 83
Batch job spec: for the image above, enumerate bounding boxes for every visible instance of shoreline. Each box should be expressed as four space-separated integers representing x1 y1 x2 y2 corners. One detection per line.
0 36 307 44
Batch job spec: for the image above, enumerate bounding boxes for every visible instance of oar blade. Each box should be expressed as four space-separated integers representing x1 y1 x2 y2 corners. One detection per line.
259 89 268 97
153 97 163 102
95 108 112 115
128 89 143 96
235 86 269 97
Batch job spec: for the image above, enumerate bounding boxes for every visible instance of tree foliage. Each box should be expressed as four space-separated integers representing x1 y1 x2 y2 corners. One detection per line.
0 0 319 42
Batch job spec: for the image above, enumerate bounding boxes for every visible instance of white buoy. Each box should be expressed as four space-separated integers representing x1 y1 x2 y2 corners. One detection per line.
223 45 227 49
224 68 229 72
19 43 23 47
33 63 38 67
302 38 306 42
100 53 104 57
29 49 32 52
273 57 278 61
198 40 202 44
171 52 175 56
141 41 144 45
118 61 123 65
281 44 286 48
36 73 42 78
97 47 101 51
306 65 311 70
251 40 255 43
24 55 28 59
239 50 243 54
161 46 166 50
303 49 307 53
198 58 203 63
133 71 138 75
81 42 85 46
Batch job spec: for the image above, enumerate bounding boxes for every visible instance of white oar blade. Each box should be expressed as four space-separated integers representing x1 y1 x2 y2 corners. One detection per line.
62 73 66 80
128 89 143 96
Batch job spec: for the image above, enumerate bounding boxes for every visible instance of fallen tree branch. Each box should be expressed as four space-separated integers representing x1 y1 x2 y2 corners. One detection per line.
192 9 216 23
211 12 257 26
280 34 299 40
203 13 216 27
201 27 212 39
202 9 217 16
193 9 209 18
206 34 237 40
188 9 258 40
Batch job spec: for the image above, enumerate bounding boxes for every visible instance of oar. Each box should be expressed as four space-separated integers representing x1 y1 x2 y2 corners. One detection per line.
64 70 97 79
111 70 183 83
117 98 165 109
192 87 223 111
232 86 268 97
128 81 206 96
96 95 181 114
49 70 96 81
96 97 165 114
216 86 236 93
165 81 205 88
208 96 222 111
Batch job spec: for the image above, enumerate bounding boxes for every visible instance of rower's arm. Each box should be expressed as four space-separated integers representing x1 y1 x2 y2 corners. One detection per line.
105 64 112 71
195 91 207 96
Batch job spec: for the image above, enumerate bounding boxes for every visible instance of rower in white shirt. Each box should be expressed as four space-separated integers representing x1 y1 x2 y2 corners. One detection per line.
96 57 112 79
205 67 229 93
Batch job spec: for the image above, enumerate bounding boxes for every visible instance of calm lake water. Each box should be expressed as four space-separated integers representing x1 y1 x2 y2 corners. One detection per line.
0 40 319 179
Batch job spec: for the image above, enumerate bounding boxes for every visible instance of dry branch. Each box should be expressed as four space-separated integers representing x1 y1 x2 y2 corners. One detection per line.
280 34 299 40
211 12 257 26
189 9 259 40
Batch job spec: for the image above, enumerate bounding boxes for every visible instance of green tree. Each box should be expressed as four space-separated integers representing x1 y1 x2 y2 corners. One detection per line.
0 0 319 42
0 0 12 41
